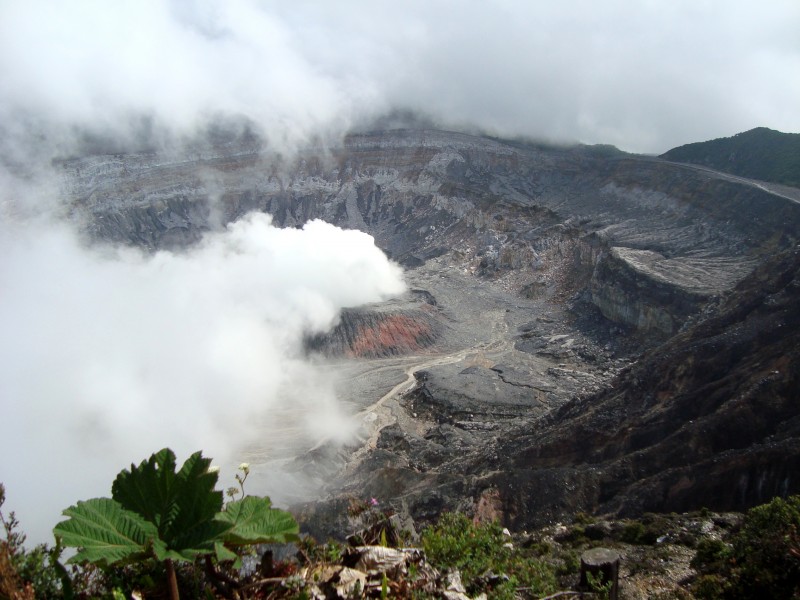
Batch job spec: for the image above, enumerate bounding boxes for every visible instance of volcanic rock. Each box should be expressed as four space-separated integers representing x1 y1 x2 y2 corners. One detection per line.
57 127 800 534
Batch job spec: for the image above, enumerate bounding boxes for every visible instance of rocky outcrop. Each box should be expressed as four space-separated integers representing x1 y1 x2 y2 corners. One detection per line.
62 129 800 337
307 306 442 359
471 245 800 528
589 247 717 336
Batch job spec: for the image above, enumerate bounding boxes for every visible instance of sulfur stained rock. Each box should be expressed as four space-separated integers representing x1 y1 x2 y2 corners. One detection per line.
307 307 443 358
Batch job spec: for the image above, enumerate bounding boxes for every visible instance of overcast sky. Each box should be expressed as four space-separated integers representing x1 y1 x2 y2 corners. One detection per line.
1 0 798 154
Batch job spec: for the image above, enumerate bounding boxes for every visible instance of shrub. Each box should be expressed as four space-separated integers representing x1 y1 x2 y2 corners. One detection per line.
421 512 556 599
692 574 727 600
620 521 647 544
690 538 731 574
555 548 581 576
727 495 800 599
689 494 800 599
619 515 665 545
1 483 69 600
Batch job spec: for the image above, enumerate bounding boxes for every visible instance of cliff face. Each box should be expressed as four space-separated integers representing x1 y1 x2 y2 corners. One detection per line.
474 245 800 527
57 128 800 532
306 305 442 359
589 247 714 336
63 129 800 338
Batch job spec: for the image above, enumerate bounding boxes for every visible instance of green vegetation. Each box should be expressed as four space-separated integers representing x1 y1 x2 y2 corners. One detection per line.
661 127 800 187
5 448 800 599
619 514 669 545
690 538 731 574
1 483 70 600
690 495 800 599
53 448 299 600
421 512 556 599
585 569 613 600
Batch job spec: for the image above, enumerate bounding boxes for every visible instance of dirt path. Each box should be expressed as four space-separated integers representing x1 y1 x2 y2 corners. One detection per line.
342 310 513 465
665 160 800 204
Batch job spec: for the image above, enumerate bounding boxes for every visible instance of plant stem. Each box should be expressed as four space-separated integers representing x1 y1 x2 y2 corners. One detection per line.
204 554 239 598
165 558 180 600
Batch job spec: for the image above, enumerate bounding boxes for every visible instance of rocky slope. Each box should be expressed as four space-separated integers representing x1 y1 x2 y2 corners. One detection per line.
59 127 800 533
64 129 800 338
480 244 800 526
298 245 800 540
307 290 443 359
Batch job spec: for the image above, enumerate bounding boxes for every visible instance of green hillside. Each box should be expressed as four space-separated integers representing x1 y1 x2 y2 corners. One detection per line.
661 127 800 188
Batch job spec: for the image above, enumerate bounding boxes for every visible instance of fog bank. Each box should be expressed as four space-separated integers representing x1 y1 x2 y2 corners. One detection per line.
0 214 405 544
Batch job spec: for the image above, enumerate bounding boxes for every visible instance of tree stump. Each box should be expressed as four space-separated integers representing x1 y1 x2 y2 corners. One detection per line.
579 547 620 599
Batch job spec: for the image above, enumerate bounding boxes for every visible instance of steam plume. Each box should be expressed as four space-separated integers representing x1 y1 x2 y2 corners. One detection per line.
0 214 405 544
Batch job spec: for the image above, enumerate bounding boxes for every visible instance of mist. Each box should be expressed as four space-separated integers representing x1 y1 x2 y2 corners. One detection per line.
0 214 405 544
1 1 798 155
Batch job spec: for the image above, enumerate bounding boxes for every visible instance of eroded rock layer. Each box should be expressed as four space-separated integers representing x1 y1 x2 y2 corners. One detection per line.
64 130 800 337
307 306 442 359
58 128 800 534
486 245 800 526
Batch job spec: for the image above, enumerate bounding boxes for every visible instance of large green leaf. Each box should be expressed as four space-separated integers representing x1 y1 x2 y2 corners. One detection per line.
58 449 298 569
53 498 165 567
160 519 231 562
168 450 224 542
111 448 180 531
214 541 238 562
111 448 223 557
215 496 300 546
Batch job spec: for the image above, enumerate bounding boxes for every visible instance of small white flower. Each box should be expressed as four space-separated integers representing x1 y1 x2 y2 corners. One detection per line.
238 462 250 473
207 466 220 474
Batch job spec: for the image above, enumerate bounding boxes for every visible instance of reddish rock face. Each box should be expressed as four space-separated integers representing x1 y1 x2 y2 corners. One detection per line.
307 307 442 359
348 314 436 358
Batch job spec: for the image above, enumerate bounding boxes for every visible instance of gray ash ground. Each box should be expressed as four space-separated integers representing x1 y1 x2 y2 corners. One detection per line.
289 251 632 532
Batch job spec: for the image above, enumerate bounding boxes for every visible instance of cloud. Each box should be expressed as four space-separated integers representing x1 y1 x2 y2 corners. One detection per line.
0 214 406 544
0 0 373 152
1 1 798 154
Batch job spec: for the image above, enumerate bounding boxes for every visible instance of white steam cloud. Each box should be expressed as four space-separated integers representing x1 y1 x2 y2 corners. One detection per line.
0 215 405 544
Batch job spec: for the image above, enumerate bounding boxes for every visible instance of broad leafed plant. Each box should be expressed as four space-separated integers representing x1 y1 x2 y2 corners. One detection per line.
53 448 298 600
